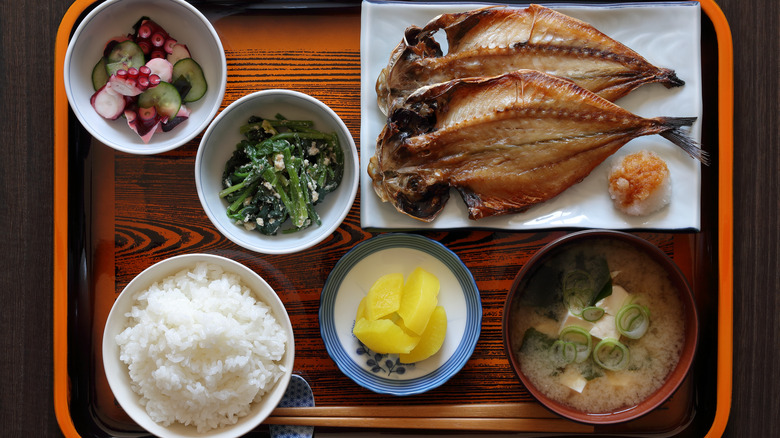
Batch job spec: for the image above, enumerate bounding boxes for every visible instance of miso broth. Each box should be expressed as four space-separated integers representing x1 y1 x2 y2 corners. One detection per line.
509 238 685 414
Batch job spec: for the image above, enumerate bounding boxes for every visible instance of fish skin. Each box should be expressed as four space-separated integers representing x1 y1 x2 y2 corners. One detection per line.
376 4 684 115
369 70 705 222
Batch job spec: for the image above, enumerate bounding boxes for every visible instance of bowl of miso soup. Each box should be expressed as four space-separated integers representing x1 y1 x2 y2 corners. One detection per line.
503 230 698 424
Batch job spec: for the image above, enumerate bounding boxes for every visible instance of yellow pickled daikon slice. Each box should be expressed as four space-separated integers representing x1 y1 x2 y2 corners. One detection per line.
400 306 447 363
365 272 404 320
397 267 439 335
353 317 420 354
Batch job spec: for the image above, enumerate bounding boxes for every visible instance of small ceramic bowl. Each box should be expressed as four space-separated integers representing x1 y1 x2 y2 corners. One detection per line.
319 233 481 396
195 89 359 255
64 0 226 154
103 253 294 438
503 230 698 424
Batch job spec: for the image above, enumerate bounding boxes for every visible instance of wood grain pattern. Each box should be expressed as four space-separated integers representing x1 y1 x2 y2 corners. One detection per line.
725 0 780 436
81 32 698 435
1 0 777 437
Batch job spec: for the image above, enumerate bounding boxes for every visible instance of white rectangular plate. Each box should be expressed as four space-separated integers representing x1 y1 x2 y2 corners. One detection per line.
360 1 702 231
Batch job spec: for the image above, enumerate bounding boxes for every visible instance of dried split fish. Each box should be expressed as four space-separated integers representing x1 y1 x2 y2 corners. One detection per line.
376 4 684 115
368 70 707 222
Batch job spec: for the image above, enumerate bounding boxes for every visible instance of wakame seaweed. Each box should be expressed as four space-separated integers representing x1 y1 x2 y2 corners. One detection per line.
220 114 344 235
520 245 613 314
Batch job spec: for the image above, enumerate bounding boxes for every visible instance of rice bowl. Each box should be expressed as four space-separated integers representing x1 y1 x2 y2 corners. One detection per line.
103 254 294 438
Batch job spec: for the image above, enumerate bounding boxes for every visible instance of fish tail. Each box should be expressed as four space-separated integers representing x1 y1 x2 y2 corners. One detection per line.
661 69 685 88
659 117 710 165
663 116 697 128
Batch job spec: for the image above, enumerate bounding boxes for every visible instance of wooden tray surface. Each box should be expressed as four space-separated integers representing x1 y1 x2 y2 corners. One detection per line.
53 1 734 436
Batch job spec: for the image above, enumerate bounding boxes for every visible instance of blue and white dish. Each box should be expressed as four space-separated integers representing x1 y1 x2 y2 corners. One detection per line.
269 375 314 438
319 233 481 396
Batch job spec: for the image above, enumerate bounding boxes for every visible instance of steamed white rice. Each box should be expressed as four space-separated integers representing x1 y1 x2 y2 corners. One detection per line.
115 262 288 433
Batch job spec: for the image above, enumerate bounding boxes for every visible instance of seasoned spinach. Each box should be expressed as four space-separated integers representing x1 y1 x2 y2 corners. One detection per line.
219 114 344 235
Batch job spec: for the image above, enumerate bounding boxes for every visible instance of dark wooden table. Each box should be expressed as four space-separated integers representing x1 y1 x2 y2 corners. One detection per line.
1 0 776 436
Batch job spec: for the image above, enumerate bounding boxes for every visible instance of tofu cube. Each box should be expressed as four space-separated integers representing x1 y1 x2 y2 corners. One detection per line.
596 285 630 315
559 311 594 334
589 314 619 340
559 367 588 393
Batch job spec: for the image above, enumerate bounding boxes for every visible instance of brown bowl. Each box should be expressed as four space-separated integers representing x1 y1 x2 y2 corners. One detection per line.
502 230 698 424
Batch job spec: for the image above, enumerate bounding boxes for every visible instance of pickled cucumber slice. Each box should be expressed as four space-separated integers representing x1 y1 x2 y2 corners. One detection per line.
92 58 109 90
171 58 207 102
138 82 181 119
105 41 145 76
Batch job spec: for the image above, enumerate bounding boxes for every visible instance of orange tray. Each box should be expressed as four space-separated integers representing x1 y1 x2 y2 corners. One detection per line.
53 1 733 436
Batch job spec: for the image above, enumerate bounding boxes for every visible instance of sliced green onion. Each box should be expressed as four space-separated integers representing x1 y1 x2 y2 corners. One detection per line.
559 326 593 363
581 306 605 322
593 338 630 371
562 269 593 315
550 340 577 364
616 303 650 339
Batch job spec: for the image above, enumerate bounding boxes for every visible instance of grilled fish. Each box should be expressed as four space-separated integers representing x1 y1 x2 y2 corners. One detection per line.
376 4 684 115
368 70 706 221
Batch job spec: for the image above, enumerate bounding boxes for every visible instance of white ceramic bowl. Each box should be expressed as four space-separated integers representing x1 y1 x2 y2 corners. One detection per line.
64 0 226 154
102 253 294 438
195 89 359 254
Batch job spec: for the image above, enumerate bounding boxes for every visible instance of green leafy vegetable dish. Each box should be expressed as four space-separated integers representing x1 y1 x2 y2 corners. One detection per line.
220 114 344 235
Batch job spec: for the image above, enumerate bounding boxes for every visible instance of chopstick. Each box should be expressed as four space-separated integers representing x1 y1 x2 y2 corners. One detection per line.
270 403 555 419
264 416 593 433
266 404 595 433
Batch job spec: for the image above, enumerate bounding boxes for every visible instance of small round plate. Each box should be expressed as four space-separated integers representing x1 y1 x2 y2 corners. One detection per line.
319 233 481 396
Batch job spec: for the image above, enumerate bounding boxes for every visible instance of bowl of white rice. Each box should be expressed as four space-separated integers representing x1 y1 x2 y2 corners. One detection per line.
103 253 294 438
